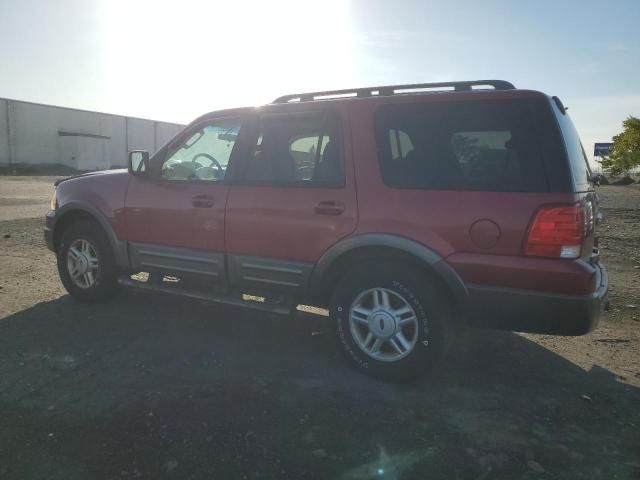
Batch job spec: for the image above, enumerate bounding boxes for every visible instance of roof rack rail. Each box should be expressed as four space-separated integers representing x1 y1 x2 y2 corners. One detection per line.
273 80 515 104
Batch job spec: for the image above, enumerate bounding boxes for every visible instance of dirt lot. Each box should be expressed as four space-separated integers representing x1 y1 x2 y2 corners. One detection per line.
0 176 639 480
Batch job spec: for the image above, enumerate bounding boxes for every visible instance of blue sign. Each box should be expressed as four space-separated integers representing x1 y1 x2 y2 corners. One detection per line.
594 143 613 157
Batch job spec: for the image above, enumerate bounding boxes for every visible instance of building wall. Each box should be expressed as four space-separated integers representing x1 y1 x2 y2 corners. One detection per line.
0 98 184 170
0 100 9 164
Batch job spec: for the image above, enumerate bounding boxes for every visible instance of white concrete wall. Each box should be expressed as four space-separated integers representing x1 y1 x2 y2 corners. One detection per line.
0 100 9 163
155 122 183 151
0 98 183 170
126 117 156 153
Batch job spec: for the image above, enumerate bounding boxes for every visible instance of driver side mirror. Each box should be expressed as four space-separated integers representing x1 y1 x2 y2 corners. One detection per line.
128 150 149 176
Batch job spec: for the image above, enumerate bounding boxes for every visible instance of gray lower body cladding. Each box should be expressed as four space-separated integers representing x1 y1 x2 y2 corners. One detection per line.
466 263 608 335
128 243 312 293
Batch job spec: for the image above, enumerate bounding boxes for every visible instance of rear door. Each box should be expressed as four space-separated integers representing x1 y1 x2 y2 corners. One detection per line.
224 107 357 293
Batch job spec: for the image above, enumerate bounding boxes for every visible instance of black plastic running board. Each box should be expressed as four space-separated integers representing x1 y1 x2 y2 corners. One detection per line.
118 277 293 315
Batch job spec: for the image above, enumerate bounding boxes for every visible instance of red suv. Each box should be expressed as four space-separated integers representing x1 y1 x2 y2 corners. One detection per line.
45 80 608 380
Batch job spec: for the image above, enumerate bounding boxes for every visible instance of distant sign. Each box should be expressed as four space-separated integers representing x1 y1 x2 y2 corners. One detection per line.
594 143 613 157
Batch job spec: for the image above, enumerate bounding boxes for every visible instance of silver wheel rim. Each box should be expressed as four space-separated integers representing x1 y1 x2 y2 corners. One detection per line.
66 239 99 289
349 287 419 362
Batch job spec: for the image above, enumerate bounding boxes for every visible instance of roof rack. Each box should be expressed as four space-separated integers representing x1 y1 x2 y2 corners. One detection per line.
273 80 515 104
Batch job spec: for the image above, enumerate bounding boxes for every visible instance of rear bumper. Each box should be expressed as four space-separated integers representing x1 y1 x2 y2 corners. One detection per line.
466 262 608 335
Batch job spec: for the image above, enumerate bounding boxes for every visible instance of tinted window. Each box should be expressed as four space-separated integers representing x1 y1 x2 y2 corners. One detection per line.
244 112 343 186
375 100 547 192
161 118 240 181
389 129 414 160
552 105 592 192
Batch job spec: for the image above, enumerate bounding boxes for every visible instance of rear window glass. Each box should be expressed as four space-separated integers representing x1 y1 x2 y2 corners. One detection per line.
244 112 343 186
552 106 592 192
375 100 547 192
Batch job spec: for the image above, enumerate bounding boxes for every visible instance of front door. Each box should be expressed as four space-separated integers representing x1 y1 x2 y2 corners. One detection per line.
224 108 357 293
124 115 244 283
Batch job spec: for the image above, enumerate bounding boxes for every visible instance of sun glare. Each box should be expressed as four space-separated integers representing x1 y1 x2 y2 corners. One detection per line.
100 0 356 122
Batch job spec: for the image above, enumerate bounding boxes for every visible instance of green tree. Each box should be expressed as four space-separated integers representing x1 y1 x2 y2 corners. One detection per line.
600 116 640 175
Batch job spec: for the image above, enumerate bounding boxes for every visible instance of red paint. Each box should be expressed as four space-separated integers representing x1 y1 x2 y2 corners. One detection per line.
123 177 230 252
55 169 129 240
469 219 501 249
448 252 597 295
224 185 357 262
54 88 601 297
225 103 358 262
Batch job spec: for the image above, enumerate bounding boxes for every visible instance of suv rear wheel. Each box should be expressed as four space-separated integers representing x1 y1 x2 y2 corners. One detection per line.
57 220 120 302
330 262 453 381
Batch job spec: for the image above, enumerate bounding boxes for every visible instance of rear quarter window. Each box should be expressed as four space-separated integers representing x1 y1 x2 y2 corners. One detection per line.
551 103 592 192
374 99 548 192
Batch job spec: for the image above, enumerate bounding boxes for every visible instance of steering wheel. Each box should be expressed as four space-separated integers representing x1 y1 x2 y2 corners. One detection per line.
192 153 222 172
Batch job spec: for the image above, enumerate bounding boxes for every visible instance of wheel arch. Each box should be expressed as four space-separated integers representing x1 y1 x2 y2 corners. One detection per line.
52 202 129 267
309 234 469 321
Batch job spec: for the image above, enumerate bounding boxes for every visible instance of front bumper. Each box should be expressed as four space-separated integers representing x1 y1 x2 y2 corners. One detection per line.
466 262 608 335
44 209 56 252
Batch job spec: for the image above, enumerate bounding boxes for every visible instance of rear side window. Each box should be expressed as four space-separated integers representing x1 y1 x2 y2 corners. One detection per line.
375 100 547 192
551 105 592 192
243 111 343 186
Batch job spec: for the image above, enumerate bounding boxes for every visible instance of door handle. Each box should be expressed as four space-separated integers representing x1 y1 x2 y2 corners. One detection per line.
314 200 345 216
191 195 215 208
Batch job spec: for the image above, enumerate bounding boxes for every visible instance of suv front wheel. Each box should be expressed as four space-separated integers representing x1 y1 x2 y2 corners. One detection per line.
56 220 120 302
330 262 453 381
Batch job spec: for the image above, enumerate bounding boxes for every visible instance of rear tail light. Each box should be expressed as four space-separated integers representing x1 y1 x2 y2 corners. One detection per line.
526 204 585 259
584 200 595 235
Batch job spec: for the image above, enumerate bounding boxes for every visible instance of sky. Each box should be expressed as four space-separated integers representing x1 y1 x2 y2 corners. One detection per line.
0 0 638 166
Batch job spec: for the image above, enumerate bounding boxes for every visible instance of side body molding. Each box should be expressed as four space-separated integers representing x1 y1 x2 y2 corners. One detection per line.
228 254 313 292
309 233 469 313
52 202 129 268
130 243 225 281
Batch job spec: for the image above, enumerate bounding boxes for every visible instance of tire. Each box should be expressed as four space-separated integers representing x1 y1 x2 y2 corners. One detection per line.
330 261 454 381
56 219 120 302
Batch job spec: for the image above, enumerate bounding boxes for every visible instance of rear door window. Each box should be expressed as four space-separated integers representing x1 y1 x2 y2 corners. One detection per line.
243 112 343 186
375 100 547 192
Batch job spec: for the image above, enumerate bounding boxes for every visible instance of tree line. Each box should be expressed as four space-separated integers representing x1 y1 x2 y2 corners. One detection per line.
599 116 640 176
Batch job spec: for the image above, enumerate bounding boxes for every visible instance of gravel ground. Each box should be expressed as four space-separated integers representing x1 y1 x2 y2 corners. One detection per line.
0 176 639 480
0 176 60 222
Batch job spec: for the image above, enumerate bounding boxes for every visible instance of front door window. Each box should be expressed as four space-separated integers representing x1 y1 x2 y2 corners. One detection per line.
161 118 241 181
